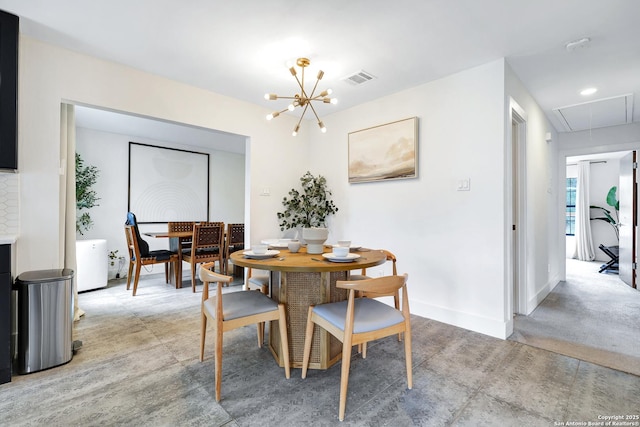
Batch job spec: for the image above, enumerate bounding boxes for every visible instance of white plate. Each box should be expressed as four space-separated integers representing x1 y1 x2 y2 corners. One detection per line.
243 249 280 259
261 239 293 248
322 253 361 262
332 244 361 251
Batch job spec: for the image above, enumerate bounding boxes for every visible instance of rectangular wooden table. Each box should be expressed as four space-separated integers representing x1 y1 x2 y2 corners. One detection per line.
230 247 386 370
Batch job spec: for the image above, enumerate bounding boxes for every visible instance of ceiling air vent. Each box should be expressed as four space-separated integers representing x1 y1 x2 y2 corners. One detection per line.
341 70 376 86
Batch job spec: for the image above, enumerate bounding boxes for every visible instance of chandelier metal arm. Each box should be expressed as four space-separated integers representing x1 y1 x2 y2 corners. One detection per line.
307 75 321 100
295 104 309 128
307 100 322 123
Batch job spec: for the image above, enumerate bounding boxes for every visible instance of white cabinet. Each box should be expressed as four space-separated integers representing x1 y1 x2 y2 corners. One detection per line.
76 239 108 292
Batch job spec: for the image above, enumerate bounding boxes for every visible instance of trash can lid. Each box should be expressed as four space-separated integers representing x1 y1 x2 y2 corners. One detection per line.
16 268 74 283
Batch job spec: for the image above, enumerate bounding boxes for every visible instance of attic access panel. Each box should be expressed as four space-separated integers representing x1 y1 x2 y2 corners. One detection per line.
553 94 633 132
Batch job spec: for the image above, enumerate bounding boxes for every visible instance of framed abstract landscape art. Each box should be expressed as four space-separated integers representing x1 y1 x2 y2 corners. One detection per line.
348 117 418 183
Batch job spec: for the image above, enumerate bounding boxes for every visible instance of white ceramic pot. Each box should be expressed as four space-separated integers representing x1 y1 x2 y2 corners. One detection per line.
302 227 328 254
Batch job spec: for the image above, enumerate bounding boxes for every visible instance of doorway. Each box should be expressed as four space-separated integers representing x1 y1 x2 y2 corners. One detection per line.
509 99 527 316
71 104 248 283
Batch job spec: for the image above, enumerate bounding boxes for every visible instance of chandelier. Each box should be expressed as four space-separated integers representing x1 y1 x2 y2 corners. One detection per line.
264 57 337 136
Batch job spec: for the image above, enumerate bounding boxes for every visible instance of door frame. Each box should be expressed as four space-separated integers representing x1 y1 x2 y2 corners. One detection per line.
558 142 640 283
507 98 527 317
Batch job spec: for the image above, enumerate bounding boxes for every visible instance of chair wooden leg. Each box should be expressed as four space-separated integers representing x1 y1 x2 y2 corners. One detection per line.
199 312 207 362
126 262 134 290
214 325 223 402
256 322 264 348
301 306 315 379
338 334 353 421
404 327 413 390
191 261 197 293
277 304 290 379
132 261 142 296
362 342 367 359
395 293 403 341
164 264 169 283
173 260 180 288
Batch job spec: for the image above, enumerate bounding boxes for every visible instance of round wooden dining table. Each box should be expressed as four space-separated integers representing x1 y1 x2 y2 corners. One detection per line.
230 247 386 370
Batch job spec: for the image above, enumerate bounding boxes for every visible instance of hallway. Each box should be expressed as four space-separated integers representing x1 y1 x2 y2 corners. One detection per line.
510 258 640 376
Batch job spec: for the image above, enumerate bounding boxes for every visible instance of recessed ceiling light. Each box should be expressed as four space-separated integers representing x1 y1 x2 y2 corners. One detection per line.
580 87 597 96
566 37 591 51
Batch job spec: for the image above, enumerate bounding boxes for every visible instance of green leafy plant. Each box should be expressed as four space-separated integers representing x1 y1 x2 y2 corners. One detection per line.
108 249 126 278
277 171 338 230
108 250 120 266
76 153 100 235
590 186 619 240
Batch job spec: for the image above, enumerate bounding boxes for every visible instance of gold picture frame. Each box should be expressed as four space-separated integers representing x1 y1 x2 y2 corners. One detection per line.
348 117 418 183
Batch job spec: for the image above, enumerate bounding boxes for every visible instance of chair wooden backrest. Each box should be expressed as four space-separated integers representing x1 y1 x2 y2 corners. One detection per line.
168 221 195 248
124 224 139 261
224 223 244 274
358 249 397 276
192 222 225 252
355 250 399 311
182 222 225 292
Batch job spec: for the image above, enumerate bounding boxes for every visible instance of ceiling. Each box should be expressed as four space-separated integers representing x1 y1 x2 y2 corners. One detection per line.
0 0 638 140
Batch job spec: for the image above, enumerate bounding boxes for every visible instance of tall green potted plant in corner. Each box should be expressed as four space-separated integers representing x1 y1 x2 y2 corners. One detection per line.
76 153 100 235
277 171 338 254
590 185 619 240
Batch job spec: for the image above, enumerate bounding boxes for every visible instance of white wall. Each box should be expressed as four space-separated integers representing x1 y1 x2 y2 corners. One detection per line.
308 59 514 338
75 126 245 276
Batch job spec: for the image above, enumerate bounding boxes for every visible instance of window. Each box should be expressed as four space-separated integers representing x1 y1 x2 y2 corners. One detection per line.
566 177 577 235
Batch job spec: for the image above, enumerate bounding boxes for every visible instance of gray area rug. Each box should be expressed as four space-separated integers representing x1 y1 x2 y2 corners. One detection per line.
510 259 640 376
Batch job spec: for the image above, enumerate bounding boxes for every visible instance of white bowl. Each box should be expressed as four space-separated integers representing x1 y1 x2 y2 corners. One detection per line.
333 246 350 258
252 244 268 254
287 240 301 253
338 240 351 247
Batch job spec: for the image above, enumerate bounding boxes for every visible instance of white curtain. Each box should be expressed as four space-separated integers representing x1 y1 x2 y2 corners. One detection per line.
575 160 595 261
60 104 84 321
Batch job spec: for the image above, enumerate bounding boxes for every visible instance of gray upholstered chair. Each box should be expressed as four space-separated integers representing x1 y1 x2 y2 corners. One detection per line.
301 274 412 421
199 263 290 402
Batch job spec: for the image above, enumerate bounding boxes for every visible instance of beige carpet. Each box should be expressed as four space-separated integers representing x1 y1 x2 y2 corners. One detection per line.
510 259 640 376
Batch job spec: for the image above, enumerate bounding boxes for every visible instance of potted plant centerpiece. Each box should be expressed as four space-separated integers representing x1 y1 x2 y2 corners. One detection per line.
277 171 338 254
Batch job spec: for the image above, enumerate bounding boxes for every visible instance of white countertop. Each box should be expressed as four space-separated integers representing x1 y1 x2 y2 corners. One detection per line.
0 235 17 244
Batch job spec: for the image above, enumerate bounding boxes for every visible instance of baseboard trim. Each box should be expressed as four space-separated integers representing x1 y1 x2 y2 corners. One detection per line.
410 299 510 339
524 273 561 315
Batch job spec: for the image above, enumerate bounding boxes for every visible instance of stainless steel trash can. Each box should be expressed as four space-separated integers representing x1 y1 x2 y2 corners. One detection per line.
14 269 74 374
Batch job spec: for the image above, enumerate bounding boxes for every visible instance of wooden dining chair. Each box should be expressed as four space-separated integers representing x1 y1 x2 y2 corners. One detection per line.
181 222 225 292
124 225 179 296
301 274 412 421
167 221 195 283
223 223 244 275
198 263 290 402
350 249 402 353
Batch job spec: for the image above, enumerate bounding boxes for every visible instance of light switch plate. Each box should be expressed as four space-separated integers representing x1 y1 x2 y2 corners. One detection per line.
457 179 470 191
